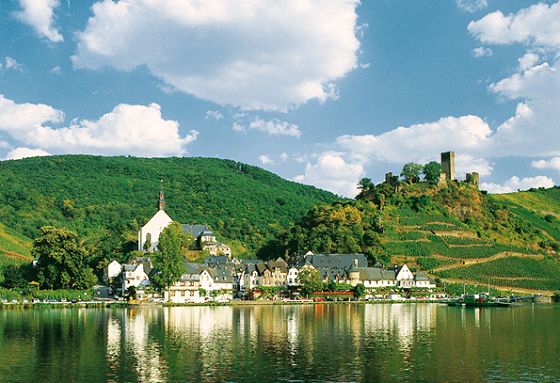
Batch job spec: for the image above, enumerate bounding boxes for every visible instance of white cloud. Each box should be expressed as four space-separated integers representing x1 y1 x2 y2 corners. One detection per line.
337 115 492 164
4 147 51 161
468 2 560 47
72 0 360 111
481 176 555 194
456 0 488 13
532 157 560 172
294 152 364 197
205 110 224 121
0 95 197 157
518 52 539 70
3 57 24 72
455 154 493 176
234 117 301 138
50 66 62 75
15 0 63 42
279 152 288 162
472 47 493 58
258 155 274 166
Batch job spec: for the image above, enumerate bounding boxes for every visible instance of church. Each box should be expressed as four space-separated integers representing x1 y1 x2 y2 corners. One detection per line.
137 186 231 257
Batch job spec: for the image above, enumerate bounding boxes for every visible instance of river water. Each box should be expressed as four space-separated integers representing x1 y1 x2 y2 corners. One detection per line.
0 303 559 383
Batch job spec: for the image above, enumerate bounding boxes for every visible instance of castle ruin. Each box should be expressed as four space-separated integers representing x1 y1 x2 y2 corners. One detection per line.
441 151 456 181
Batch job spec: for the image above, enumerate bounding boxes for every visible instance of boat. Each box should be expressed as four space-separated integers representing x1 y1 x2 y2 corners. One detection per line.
462 293 514 307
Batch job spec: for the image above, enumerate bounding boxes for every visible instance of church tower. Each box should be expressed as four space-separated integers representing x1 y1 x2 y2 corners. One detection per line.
158 179 165 211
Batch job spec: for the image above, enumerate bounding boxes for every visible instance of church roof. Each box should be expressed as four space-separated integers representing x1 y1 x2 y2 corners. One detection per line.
142 209 173 229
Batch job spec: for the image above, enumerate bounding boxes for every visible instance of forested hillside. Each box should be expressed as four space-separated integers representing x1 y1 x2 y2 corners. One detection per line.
0 155 338 259
263 180 560 294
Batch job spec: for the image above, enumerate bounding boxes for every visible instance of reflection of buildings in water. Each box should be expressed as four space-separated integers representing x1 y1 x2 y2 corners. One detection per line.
164 306 234 339
123 309 165 382
363 304 437 351
106 315 121 375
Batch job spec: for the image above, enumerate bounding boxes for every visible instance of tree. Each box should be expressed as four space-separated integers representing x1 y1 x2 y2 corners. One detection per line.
298 268 323 297
423 161 443 183
32 226 97 290
151 222 186 296
354 283 366 298
400 163 424 183
357 178 375 200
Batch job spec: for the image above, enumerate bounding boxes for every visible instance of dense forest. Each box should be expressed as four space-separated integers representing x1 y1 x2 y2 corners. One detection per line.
0 155 338 260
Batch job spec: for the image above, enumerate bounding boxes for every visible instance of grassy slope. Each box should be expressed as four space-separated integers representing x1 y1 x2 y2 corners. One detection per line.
0 155 338 256
381 185 560 294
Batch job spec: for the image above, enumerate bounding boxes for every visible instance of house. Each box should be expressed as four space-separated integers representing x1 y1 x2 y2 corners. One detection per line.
414 272 437 289
304 253 368 283
122 263 150 293
165 262 202 303
287 267 299 287
395 264 415 288
199 266 234 301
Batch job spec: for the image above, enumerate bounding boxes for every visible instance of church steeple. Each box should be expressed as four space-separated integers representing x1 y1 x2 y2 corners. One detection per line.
158 179 165 211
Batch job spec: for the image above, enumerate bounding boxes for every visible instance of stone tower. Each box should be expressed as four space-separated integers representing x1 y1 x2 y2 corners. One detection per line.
441 151 456 181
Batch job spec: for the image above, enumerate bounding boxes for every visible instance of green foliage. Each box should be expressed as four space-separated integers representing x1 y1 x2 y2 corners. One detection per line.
423 161 443 183
298 268 323 297
354 283 366 297
417 257 454 270
259 200 383 260
151 222 186 290
32 226 97 290
0 155 337 258
400 163 424 183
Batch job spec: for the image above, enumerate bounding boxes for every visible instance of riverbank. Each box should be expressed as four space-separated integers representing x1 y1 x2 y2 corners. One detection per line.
0 298 452 309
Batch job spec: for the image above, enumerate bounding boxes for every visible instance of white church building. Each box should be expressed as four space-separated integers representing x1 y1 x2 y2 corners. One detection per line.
138 187 173 252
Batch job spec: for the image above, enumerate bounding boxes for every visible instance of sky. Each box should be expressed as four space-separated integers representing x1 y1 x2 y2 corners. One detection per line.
0 0 559 197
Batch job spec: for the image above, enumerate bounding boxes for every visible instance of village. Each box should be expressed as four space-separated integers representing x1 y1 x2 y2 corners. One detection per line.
102 188 438 304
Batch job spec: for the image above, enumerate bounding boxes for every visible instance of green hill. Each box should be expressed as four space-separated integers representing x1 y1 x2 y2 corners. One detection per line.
0 223 32 265
0 155 338 260
265 181 560 294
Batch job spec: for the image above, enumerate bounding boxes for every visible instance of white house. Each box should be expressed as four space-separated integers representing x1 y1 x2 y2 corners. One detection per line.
165 263 203 303
122 263 150 292
199 268 234 301
395 264 415 288
287 267 299 287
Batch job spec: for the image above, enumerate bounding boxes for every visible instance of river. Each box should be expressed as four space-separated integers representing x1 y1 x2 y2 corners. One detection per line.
0 303 559 382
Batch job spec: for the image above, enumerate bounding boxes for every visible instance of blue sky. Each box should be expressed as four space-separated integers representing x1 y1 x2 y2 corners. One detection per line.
0 0 559 196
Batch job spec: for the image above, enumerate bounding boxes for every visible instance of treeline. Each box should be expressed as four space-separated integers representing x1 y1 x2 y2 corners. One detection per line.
0 155 337 259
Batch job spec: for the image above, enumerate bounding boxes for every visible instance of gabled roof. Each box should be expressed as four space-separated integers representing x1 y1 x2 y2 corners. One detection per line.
358 267 396 281
207 266 234 283
182 224 208 238
206 255 228 265
305 254 367 271
415 271 433 282
142 210 173 229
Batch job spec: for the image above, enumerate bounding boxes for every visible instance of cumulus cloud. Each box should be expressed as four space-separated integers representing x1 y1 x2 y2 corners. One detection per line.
0 95 197 157
72 0 360 111
258 155 274 166
468 2 560 47
294 152 364 197
15 0 63 42
337 115 492 164
456 0 488 13
233 117 301 137
4 147 51 161
205 110 223 121
532 157 560 172
481 176 555 194
472 47 493 58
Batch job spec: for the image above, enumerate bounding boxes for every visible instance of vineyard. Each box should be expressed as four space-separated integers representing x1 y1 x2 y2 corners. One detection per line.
435 257 560 291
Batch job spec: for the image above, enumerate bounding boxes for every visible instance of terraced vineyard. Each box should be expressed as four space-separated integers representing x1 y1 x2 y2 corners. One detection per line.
381 200 556 295
0 223 33 271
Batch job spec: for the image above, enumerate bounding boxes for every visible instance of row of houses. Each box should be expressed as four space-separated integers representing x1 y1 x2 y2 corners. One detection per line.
104 253 436 303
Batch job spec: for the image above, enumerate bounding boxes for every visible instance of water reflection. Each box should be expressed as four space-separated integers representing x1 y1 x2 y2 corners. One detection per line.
1 304 560 383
